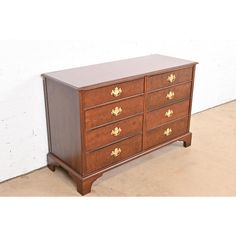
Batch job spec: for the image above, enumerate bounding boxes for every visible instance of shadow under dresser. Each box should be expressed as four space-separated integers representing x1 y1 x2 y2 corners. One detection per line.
42 54 198 195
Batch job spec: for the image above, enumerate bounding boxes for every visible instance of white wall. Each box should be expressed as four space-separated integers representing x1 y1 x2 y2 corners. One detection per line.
0 40 236 182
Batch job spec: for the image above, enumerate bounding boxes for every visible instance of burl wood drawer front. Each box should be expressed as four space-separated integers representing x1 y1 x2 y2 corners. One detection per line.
86 135 142 173
147 82 191 111
146 100 190 130
85 95 144 130
144 117 189 150
83 78 144 108
147 67 192 91
85 115 143 151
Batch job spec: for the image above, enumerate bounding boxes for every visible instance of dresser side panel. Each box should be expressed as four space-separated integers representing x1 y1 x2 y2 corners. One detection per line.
43 77 52 152
187 65 197 131
45 78 82 174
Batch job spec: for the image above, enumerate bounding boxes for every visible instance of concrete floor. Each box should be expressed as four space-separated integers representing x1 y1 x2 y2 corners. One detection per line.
0 100 236 196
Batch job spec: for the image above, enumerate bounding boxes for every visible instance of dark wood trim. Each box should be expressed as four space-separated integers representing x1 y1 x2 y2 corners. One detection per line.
79 90 86 176
179 132 192 147
42 77 52 152
142 76 148 150
76 174 103 195
187 65 197 131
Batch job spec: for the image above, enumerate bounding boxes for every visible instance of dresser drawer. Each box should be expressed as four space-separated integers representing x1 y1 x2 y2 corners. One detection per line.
83 78 144 108
144 117 189 150
85 95 144 130
146 100 190 130
147 67 192 91
86 135 142 173
147 82 191 111
85 115 143 151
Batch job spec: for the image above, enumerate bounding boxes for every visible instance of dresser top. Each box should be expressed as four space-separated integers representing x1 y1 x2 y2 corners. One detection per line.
43 54 197 90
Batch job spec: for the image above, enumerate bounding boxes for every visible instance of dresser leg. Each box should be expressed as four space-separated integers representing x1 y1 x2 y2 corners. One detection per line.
70 173 102 195
47 154 57 172
47 153 103 195
179 132 192 148
78 174 103 195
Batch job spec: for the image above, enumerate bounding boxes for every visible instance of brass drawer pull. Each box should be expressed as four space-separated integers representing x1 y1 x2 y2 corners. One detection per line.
111 107 122 116
164 128 172 136
167 74 176 83
111 148 122 157
165 109 174 118
111 127 122 136
111 87 122 97
166 91 175 100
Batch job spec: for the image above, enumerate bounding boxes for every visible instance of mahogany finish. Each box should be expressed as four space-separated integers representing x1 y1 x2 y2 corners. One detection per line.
44 78 83 173
147 82 192 111
45 54 196 89
85 115 143 151
144 117 189 150
147 67 192 91
83 78 144 108
85 95 144 130
86 135 142 174
146 100 190 130
42 54 197 195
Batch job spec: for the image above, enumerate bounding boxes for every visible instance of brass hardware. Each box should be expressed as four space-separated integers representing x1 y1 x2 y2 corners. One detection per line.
111 107 122 116
111 87 122 97
111 127 122 136
167 74 176 83
164 128 172 136
165 109 174 118
111 148 122 157
166 91 175 100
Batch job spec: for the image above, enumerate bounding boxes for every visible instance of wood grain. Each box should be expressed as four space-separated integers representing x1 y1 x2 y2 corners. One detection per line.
83 78 144 108
147 67 192 91
85 115 143 151
85 135 142 174
146 99 190 130
45 78 83 174
85 95 144 130
144 117 189 150
147 82 192 111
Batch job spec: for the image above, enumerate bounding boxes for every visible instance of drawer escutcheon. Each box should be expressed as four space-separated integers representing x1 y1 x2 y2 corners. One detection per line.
111 106 122 116
111 127 122 136
111 87 122 97
111 148 122 157
167 74 176 83
165 109 174 118
164 128 172 136
166 91 175 100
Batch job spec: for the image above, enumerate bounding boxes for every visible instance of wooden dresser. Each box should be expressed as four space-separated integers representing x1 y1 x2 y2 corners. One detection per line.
42 54 198 195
